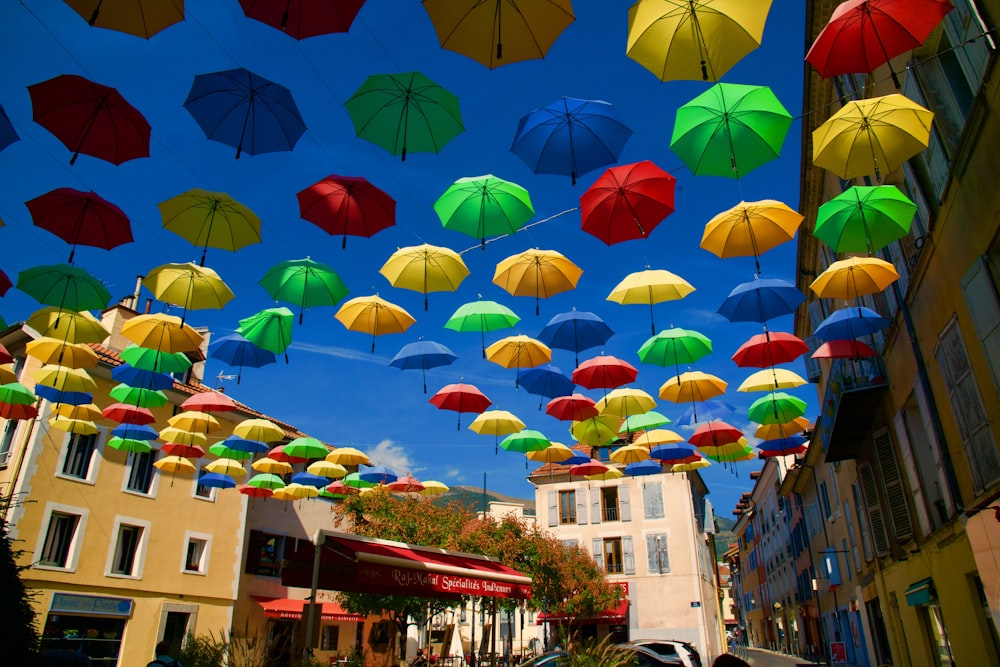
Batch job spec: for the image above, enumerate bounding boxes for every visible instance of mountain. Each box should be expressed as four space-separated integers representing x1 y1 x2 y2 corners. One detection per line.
714 516 737 558
430 485 536 515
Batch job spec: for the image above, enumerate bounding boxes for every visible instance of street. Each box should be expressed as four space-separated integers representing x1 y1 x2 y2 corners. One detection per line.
726 648 827 667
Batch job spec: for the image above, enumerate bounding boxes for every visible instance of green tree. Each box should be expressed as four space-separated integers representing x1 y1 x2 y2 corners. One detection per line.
0 515 40 664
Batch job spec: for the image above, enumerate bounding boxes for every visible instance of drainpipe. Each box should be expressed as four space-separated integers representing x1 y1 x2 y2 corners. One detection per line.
305 532 325 661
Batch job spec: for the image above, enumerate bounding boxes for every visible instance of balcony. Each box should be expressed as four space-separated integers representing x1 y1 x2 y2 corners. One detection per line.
817 358 889 462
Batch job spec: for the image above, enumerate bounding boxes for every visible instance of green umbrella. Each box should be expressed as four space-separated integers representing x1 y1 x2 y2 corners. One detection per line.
247 473 286 490
434 174 534 249
282 436 330 460
17 263 111 312
120 345 193 374
637 328 713 370
259 257 349 324
814 185 917 254
108 383 169 408
343 471 375 490
239 307 294 362
444 299 521 357
622 410 671 433
0 382 36 405
345 71 464 161
106 436 154 454
747 391 808 425
208 442 255 460
500 428 551 468
670 83 792 179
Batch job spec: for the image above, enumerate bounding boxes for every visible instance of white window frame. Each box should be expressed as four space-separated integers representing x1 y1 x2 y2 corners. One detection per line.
192 476 218 502
122 450 161 497
181 530 212 576
104 515 151 580
55 428 106 485
34 502 89 573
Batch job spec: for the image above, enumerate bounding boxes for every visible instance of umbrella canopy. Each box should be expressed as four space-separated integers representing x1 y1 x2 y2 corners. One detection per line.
622 411 671 433
747 392 808 425
260 257 348 324
689 421 744 448
485 336 552 378
672 459 712 472
658 371 728 403
812 93 934 183
64 0 184 38
469 410 526 437
252 458 293 475
814 185 917 254
34 385 92 406
755 417 811 440
111 363 174 391
31 365 97 394
624 459 663 477
569 458 608 477
142 262 235 319
0 105 16 152
580 160 676 245
153 456 197 475
671 83 792 179
181 391 238 413
208 333 277 382
738 368 807 392
335 295 416 353
160 428 209 449
168 410 221 434
105 436 152 454
676 399 736 427
810 256 900 300
537 310 614 365
26 307 110 345
570 415 620 446
423 0 575 69
358 464 399 485
572 355 638 390
120 345 193 374
419 480 450 496
388 474 425 493
649 443 699 465
814 306 891 343
25 337 99 369
429 382 492 429
28 73 150 165
587 467 625 483
308 460 348 479
50 416 99 436
525 442 575 464
158 189 262 265
121 313 204 353
700 200 803 273
717 278 805 323
215 436 269 456
546 393 599 422
596 387 656 419
326 447 372 466
102 402 155 425
17 263 111 312
626 0 773 81
517 364 575 402
198 472 237 489
510 97 633 185
26 187 133 262
812 339 879 359
636 429 686 448
500 429 551 454
284 436 331 459
444 299 521 357
758 435 809 457
111 423 159 441
434 174 535 249
184 67 306 159
606 267 696 335
610 444 651 465
493 248 582 315
637 327 713 370
345 71 464 161
379 243 470 310
389 339 458 393
298 174 396 249
732 331 810 367
239 307 294 360
238 0 365 39
108 383 167 408
234 418 286 443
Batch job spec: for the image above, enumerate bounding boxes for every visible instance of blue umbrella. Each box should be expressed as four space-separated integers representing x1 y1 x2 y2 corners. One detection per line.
625 459 663 477
758 435 809 457
357 464 398 485
676 399 735 427
33 385 92 406
537 310 615 365
0 105 18 152
291 471 329 488
389 339 458 394
650 443 698 463
111 423 159 441
198 472 236 489
111 363 174 391
814 306 890 341
717 278 806 323
217 436 269 455
511 97 633 185
517 364 575 409
208 333 277 383
183 67 307 159
562 451 591 465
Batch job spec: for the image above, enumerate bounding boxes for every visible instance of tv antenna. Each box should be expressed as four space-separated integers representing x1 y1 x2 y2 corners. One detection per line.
215 372 237 391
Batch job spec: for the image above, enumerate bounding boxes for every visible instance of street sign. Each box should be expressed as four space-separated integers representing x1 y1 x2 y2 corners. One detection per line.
690 601 701 608
830 641 848 663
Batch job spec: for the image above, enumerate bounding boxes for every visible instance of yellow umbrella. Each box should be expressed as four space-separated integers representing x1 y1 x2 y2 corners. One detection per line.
469 409 526 437
26 307 110 345
485 335 552 372
0 366 17 384
588 467 625 482
419 480 450 496
671 459 711 472
252 457 293 475
658 371 728 403
158 427 208 447
158 188 262 266
53 402 103 422
233 418 286 443
120 313 204 353
325 447 371 466
49 416 99 435
63 0 184 39
25 337 99 369
154 455 197 474
699 438 750 458
606 267 696 336
167 410 221 434
525 442 575 463
634 428 685 447
627 0 771 82
755 417 810 440
738 368 807 393
142 262 235 320
31 365 97 393
812 93 934 183
282 483 320 500
307 460 348 479
809 256 899 301
204 458 248 479
595 388 656 419
570 415 621 446
492 249 582 315
609 444 650 465
701 199 803 274
335 295 416 353
378 243 470 311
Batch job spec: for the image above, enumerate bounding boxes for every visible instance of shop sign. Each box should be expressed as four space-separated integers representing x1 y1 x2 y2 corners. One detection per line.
50 593 134 617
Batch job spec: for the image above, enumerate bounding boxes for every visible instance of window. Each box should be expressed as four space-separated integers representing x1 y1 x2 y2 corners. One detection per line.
895 391 955 535
558 490 576 524
601 487 619 522
110 523 144 576
819 482 831 519
125 451 156 494
603 537 623 574
61 433 97 480
962 255 1000 395
194 478 217 500
646 533 669 574
0 420 18 468
321 625 340 651
642 481 664 519
923 604 956 666
39 512 80 568
246 530 285 577
183 533 211 574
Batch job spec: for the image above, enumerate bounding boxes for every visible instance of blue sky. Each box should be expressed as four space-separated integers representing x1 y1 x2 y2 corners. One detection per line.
0 0 810 514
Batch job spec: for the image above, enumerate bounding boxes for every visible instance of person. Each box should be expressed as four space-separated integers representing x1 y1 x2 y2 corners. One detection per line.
411 648 429 667
147 639 182 667
712 654 750 667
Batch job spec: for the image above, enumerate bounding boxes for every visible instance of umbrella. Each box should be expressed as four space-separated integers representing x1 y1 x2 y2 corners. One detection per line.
670 83 792 179
25 338 99 369
277 483 320 500
580 160 676 245
343 472 376 490
0 367 14 385
168 410 221 434
388 474 425 493
732 332 810 367
493 249 583 315
158 189 262 265
64 0 184 38
700 199 803 274
429 382 492 429
812 93 935 183
814 185 917 254
308 460 348 479
510 97 632 185
389 339 458 393
626 0 772 81
672 459 712 473
806 0 954 88
49 416 98 435
291 472 330 488
26 187 133 263
537 310 614 365
570 415 620 446
419 480 450 496
588 467 625 483
102 403 155 425
26 308 109 345
649 444 699 465
379 243 470 310
658 371 728 403
325 480 359 497
596 388 656 419
181 391 238 413
120 345 193 374
326 447 372 466
636 429 686 448
269 446 309 464
0 105 16 152
184 67 306 159
259 257 348 324
153 456 197 475
813 306 890 341
738 368 807 393
297 174 396 249
160 427 209 448
283 436 330 460
624 460 663 477
689 421 743 448
335 295 416 353
240 484 274 498
142 262 235 322
485 335 552 383
252 458 293 475
755 417 811 440
197 472 237 489
17 263 111 312
161 442 207 457
31 365 97 394
622 411 671 433
812 339 878 359
208 333 277 382
34 385 92 406
239 0 365 38
234 418 286 443
111 423 159 441
517 364 574 405
111 363 174 391
345 71 464 161
208 443 255 461
500 429 551 456
120 313 204 354
358 464 399 485
546 394 599 422
105 437 152 454
525 442 575 464
717 278 806 323
28 74 150 165
469 410 526 441
610 444 651 465
758 435 809 457
108 383 167 408
572 355 638 390
424 0 575 68
434 174 535 249
214 436 269 456
569 458 608 477
810 257 900 300
239 307 294 361
444 299 521 357
606 267 696 335
637 328 713 373
747 392 808 425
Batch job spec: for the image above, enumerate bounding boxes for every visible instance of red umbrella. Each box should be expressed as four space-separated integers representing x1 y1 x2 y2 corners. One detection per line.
580 160 676 245
239 484 274 498
805 0 954 88
731 332 810 368
689 421 744 448
0 343 12 365
388 475 425 493
102 402 156 425
546 393 599 421
269 444 310 464
569 459 607 477
0 403 39 420
26 187 134 263
161 443 206 458
326 480 360 496
429 382 492 429
0 269 10 297
28 74 151 165
811 339 878 359
297 174 396 249
572 355 638 390
182 391 239 413
239 0 366 39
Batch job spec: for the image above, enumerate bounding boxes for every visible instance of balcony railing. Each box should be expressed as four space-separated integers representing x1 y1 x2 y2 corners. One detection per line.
817 357 889 462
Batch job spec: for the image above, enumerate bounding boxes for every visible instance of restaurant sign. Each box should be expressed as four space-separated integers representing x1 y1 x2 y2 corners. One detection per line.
359 562 532 599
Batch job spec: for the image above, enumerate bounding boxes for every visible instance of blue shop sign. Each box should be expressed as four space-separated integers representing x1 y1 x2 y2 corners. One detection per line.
50 593 134 617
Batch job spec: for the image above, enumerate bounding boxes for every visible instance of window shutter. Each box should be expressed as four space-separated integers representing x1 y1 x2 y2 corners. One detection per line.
642 481 664 519
622 536 635 575
961 257 1000 394
872 428 914 542
590 487 602 524
245 530 263 574
646 533 669 574
851 484 874 563
547 491 558 528
858 462 891 558
943 0 994 88
576 491 588 525
893 411 931 536
561 539 579 549
591 538 604 569
619 485 632 522
914 381 956 518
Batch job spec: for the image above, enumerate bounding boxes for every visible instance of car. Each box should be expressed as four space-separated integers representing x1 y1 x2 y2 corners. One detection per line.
621 640 701 667
618 644 685 667
517 653 565 667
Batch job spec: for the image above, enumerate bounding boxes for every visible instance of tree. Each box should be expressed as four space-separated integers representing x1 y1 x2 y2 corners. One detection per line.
0 515 40 664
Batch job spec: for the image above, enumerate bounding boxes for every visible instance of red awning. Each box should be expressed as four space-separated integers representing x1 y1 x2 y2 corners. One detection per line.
259 599 366 622
537 599 630 625
281 530 533 600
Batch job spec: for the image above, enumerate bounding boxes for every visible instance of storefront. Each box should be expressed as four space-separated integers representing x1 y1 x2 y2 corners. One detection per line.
40 592 134 666
536 583 630 647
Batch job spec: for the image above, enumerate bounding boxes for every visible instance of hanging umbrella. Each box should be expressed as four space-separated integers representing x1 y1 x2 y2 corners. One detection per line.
335 295 415 353
812 93 934 183
106 437 152 454
670 83 792 179
622 411 671 433
572 355 638 390
269 445 308 464
234 418 286 443
291 472 331 489
388 474 425 493
17 263 111 312
493 248 583 315
28 73 150 165
814 185 917 254
283 436 330 460
158 189 262 266
500 429 551 456
517 364 575 406
31 365 97 394
717 278 806 323
434 174 535 249
624 459 662 477
102 402 155 425
444 299 521 357
214 436 269 456
111 363 174 391
121 313 204 353
142 262 235 323
358 464 399 485
689 421 744 448
587 467 625 483
379 243 470 310
570 415 620 446
345 71 464 161
197 472 237 489
596 387 656 419
814 306 891 341
297 174 396 249
208 443 255 461
168 410 221 434
626 0 773 81
0 105 16 152
160 429 209 448
610 444 651 465
485 335 552 384
580 160 676 245
658 371 728 403
700 200 804 274
111 423 159 441
732 331 810 367
672 459 712 472
238 0 365 39
208 333 277 382
26 307 109 345
469 410 526 442
120 345 193 374
606 267 696 336
252 458 293 475
637 328 713 373
26 187 133 263
239 307 295 361
525 442 575 464
63 0 185 38
389 339 458 393
537 310 614 365
25 338 99 369
755 417 811 440
510 97 632 185
636 429 686 448
649 444 700 465
325 480 359 497
701 440 753 462
0 367 14 385
308 460 348 479
429 382 492 429
325 447 371 466
108 383 168 408
153 456 197 475
259 257 348 324
812 339 879 359
343 472 376 490
738 368 807 393
277 483 320 500
182 391 238 413
34 385 92 406
748 392 808 426
569 458 608 477
184 67 306 159
546 393 599 422
810 256 900 301
758 435 809 457
420 480 450 496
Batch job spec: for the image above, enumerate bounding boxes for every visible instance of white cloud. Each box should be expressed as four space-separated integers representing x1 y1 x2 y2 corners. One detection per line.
365 439 419 474
290 341 389 364
444 466 464 482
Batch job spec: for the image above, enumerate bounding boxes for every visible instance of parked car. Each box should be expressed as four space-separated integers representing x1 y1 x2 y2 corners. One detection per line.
621 640 701 667
618 644 685 667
